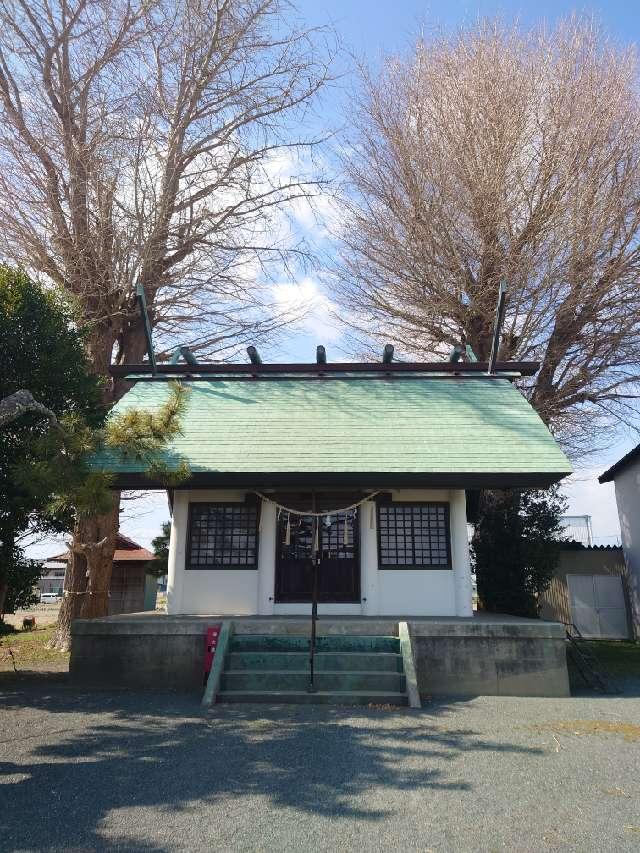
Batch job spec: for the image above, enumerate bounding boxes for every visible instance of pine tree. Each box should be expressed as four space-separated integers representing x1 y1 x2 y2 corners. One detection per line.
0 267 102 616
472 489 566 618
145 523 171 579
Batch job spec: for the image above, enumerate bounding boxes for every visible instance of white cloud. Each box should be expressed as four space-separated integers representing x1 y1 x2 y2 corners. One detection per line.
272 277 342 344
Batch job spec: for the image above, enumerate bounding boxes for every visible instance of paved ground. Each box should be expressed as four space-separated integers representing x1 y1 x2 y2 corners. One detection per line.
0 673 639 852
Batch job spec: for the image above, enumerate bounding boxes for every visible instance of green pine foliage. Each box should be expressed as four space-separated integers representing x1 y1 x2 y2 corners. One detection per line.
0 266 190 612
0 267 104 609
472 488 566 618
105 381 188 458
146 522 171 577
2 549 41 617
102 379 191 488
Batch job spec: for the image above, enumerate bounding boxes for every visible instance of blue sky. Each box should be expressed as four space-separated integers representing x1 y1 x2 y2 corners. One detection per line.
297 0 640 53
27 0 638 559
267 0 638 547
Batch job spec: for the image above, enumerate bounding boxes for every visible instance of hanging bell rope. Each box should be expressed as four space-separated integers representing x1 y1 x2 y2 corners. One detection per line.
255 490 381 518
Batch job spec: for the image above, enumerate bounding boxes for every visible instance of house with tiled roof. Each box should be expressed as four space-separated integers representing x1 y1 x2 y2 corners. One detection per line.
42 533 157 614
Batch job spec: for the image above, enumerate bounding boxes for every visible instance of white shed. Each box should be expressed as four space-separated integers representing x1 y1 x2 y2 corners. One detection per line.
599 447 640 638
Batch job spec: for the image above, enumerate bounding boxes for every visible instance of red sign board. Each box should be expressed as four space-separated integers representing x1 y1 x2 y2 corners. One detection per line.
203 624 221 680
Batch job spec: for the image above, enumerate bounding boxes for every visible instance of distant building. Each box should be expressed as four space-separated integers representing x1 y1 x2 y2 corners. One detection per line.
540 542 632 640
39 561 67 596
561 515 594 548
42 533 158 614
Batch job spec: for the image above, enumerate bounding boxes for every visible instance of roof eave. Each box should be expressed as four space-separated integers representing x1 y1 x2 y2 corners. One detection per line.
598 443 640 483
111 470 571 491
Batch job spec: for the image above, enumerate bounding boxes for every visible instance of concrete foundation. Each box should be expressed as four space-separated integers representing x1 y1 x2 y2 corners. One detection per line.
70 613 570 697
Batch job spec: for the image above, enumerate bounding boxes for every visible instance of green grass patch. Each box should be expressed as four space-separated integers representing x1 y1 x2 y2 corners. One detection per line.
0 624 68 670
582 641 640 677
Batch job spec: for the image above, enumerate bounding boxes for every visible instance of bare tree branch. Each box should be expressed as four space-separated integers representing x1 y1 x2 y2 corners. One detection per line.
333 17 640 454
0 390 59 428
0 0 335 391
0 0 335 641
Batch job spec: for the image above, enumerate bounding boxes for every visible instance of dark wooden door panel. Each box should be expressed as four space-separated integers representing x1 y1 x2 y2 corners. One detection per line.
275 509 360 603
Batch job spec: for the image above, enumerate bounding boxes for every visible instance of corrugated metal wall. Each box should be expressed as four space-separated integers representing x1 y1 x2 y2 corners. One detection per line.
108 563 146 615
540 548 631 636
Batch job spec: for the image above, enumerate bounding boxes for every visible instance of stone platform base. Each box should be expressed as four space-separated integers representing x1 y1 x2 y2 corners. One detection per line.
70 613 570 698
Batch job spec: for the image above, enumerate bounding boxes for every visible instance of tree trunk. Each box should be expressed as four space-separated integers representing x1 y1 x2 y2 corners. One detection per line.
50 321 149 648
79 495 120 619
49 546 87 651
0 534 14 621
0 580 7 621
49 495 120 650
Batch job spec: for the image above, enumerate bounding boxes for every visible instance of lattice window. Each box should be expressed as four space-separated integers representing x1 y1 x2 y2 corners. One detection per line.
187 503 259 569
277 510 357 562
377 503 451 569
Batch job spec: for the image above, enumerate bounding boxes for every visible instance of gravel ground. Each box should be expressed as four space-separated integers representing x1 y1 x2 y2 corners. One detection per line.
0 673 639 853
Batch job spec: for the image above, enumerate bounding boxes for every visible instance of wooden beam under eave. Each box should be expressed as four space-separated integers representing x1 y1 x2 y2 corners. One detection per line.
109 360 540 378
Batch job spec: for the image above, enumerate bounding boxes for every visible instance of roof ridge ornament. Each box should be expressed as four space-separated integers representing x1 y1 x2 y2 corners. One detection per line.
247 345 262 365
170 346 197 366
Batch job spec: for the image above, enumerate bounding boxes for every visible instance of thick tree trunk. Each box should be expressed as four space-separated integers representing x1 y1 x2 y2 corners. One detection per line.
49 545 87 651
49 495 120 650
79 494 120 619
0 580 7 620
50 322 150 648
49 330 121 651
0 535 15 620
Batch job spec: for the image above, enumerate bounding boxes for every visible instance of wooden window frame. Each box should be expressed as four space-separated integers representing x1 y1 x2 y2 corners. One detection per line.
186 501 260 571
376 501 452 570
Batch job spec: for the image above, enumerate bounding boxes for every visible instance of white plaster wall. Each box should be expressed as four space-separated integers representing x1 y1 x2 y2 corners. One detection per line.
450 489 474 617
257 500 277 615
167 486 473 617
360 499 379 615
373 489 462 617
167 490 259 616
613 464 640 636
377 571 456 615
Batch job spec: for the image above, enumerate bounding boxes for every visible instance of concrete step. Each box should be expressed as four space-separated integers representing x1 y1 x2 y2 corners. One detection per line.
229 634 400 654
226 651 404 672
221 670 406 693
217 690 409 706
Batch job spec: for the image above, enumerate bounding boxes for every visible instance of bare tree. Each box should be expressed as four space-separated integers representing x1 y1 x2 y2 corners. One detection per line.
0 0 333 646
334 18 640 451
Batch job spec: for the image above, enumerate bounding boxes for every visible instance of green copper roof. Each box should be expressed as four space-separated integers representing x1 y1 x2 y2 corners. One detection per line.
94 376 572 485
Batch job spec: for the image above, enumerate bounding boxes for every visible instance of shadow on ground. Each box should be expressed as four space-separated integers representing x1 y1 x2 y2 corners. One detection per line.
0 671 543 852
